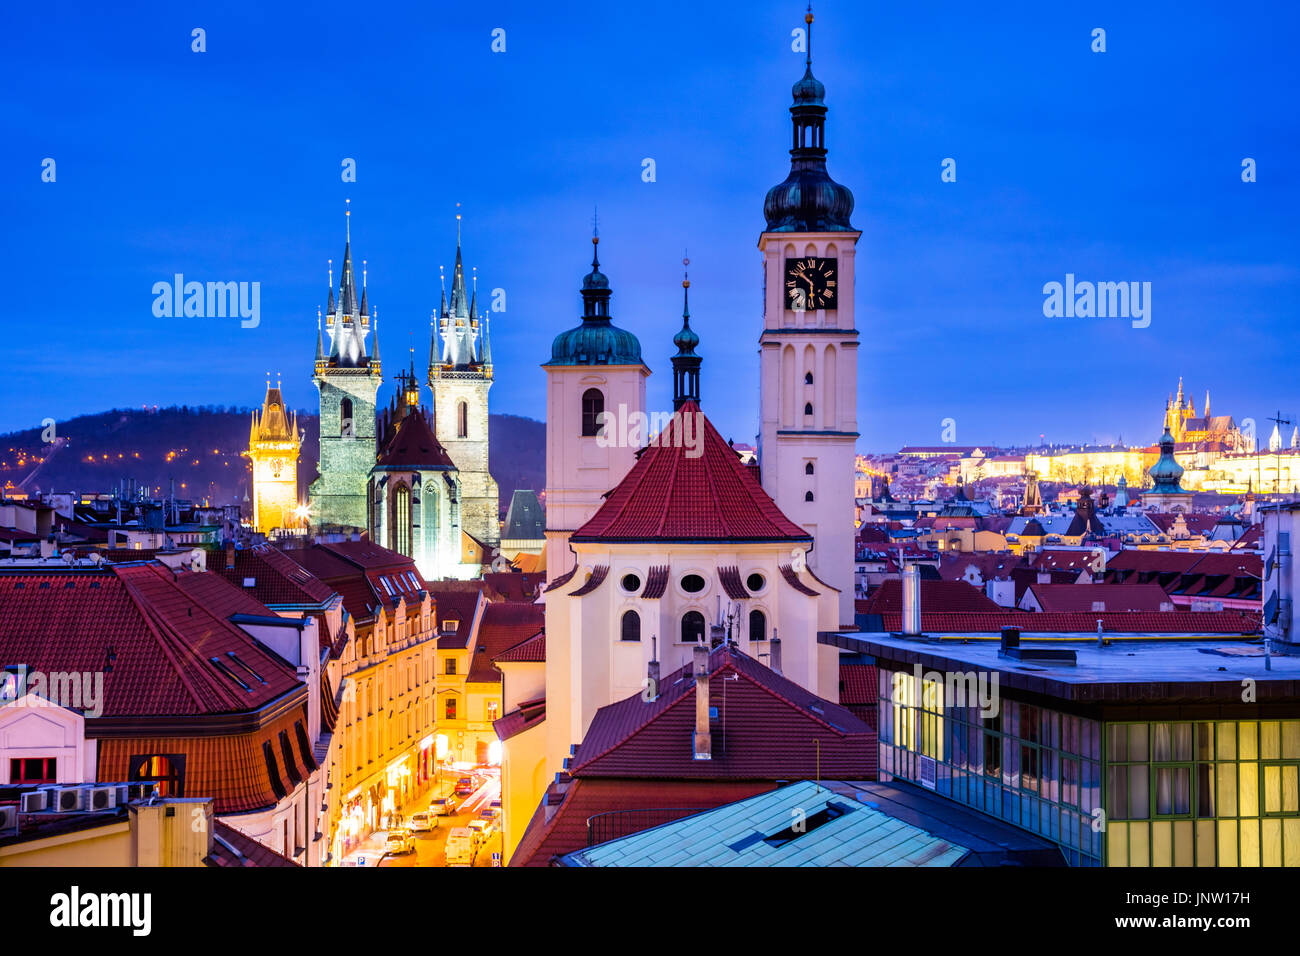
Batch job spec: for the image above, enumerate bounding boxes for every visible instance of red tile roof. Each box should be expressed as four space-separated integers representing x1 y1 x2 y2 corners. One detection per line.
862 579 1001 615
1026 583 1172 613
208 821 301 867
468 603 545 683
375 408 456 470
493 697 546 741
510 777 775 867
493 630 545 664
936 552 1023 582
570 645 876 780
427 585 482 649
874 609 1260 634
482 571 545 603
0 563 302 718
570 401 810 543
212 545 337 607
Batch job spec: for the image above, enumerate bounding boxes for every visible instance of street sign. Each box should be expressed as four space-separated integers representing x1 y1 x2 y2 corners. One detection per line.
491 852 501 867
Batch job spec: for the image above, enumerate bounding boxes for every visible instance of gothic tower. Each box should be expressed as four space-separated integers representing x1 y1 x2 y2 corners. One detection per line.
309 203 382 531
757 9 859 626
244 377 303 533
428 215 500 552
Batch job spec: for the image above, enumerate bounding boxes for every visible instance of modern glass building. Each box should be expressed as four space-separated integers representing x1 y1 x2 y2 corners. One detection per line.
825 630 1300 867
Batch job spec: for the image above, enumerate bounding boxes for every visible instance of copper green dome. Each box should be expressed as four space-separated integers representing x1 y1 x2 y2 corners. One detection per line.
547 237 644 367
1148 429 1186 493
792 65 825 105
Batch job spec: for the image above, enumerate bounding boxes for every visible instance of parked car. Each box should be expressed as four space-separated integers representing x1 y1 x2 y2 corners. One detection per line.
454 776 475 796
445 826 475 866
409 811 433 832
431 796 457 816
385 829 415 855
468 818 492 845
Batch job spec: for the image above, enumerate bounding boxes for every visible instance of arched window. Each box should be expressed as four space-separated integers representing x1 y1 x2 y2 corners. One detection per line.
805 461 815 475
804 372 814 385
392 484 411 557
581 388 605 437
805 491 814 502
681 611 706 644
620 609 641 642
804 402 814 416
749 609 766 643
457 401 468 438
340 398 353 437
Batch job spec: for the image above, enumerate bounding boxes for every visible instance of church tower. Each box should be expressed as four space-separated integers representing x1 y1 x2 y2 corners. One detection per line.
757 8 859 626
244 377 303 533
428 213 500 552
309 202 382 531
542 232 648 580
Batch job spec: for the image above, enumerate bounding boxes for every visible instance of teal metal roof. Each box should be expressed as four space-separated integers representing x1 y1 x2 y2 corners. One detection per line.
547 319 643 366
559 780 971 867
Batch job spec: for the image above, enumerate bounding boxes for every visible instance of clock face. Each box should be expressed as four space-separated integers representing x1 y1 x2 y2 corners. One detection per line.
784 257 837 311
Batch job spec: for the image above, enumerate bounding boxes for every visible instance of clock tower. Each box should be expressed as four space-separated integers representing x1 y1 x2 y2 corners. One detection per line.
758 8 859 626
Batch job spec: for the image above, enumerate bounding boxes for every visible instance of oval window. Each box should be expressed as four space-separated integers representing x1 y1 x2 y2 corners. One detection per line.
746 573 765 593
621 573 641 594
681 574 706 593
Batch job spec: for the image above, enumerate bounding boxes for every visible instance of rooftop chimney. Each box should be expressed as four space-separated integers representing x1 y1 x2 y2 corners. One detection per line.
901 563 921 635
692 643 711 761
225 540 235 570
769 631 782 676
647 635 661 700
1000 626 1020 653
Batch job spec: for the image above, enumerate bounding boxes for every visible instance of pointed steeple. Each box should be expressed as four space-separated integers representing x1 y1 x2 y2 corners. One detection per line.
339 200 359 316
481 311 493 373
672 254 702 410
315 310 324 364
359 259 369 316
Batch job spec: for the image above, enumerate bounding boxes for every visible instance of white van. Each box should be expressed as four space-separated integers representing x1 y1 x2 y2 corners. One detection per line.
445 826 475 867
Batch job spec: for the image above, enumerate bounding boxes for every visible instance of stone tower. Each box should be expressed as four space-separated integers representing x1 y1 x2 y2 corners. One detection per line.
309 204 382 532
428 217 500 552
244 378 303 533
757 9 859 627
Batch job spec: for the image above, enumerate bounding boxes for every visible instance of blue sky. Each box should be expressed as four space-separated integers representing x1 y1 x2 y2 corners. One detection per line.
4 1 1297 450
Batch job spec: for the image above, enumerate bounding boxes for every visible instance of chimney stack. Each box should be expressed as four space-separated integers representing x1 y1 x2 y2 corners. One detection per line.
769 631 782 675
692 643 711 761
901 563 921 635
1000 626 1020 654
647 636 660 700
225 540 235 570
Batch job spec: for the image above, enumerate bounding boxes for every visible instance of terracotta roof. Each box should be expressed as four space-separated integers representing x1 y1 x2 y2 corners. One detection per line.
570 401 810 543
510 777 772 867
427 585 482 649
468 603 545 683
838 662 878 706
208 820 301 867
863 579 1001 615
1026 583 1171 613
482 571 545 603
374 408 456 470
570 645 876 780
873 609 1260 634
493 630 545 664
493 697 546 741
0 563 303 718
936 552 1023 582
212 545 337 607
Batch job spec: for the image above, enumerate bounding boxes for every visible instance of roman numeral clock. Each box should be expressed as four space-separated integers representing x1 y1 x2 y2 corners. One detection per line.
784 256 837 311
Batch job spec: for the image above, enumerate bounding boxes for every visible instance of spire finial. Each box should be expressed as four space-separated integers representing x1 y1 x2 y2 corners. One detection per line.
345 198 351 243
805 3 813 67
456 202 462 246
439 264 445 291
328 258 333 289
682 249 691 310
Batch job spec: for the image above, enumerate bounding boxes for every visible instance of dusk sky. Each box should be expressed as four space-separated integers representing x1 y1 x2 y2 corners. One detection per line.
6 1 1298 451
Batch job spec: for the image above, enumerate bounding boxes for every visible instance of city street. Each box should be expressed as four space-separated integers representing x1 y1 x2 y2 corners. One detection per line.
377 769 502 868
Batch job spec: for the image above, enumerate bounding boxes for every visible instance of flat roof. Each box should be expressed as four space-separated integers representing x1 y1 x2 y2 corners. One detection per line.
821 631 1300 703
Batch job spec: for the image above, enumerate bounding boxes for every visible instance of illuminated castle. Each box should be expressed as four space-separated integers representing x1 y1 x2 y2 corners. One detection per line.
244 378 304 533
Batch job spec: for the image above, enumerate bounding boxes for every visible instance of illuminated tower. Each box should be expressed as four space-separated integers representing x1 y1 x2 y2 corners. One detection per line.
757 7 859 626
244 377 303 533
309 201 382 531
428 211 500 551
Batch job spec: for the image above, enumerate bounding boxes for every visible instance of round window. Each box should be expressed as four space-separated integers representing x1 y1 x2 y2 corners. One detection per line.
621 573 641 594
746 573 765 593
681 573 706 593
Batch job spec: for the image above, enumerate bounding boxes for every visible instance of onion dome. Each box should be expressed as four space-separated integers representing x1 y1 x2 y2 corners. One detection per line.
763 8 854 233
1148 428 1186 493
548 235 644 367
671 257 701 409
